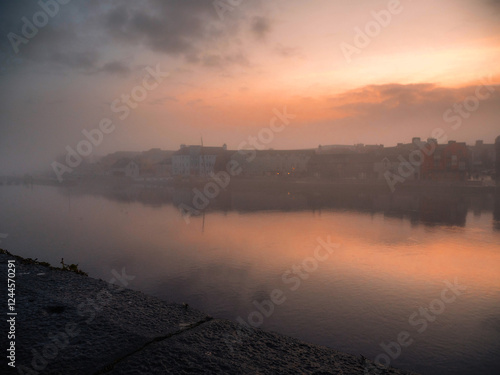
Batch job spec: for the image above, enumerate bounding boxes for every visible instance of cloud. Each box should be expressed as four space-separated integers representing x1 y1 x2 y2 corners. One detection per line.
50 50 98 70
99 60 131 76
0 0 280 78
275 43 303 58
0 1 103 74
250 16 272 40
201 52 250 69
328 83 464 115
0 0 258 75
102 0 221 58
485 0 500 7
149 96 178 105
187 98 203 106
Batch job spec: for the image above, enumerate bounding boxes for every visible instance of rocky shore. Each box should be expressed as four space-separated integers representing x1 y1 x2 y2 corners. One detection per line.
0 250 418 374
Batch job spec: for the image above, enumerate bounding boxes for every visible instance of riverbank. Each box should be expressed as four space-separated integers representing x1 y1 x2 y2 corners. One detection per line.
0 250 418 374
2 174 496 195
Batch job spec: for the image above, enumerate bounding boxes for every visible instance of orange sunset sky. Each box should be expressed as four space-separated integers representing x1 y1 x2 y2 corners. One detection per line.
0 0 499 173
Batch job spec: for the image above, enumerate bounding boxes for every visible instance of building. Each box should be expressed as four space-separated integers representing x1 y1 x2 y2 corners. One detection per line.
421 140 470 181
232 149 314 176
309 152 376 179
156 157 172 177
317 144 384 154
98 150 175 178
171 144 228 176
373 156 404 181
110 158 140 178
469 140 496 179
373 138 426 181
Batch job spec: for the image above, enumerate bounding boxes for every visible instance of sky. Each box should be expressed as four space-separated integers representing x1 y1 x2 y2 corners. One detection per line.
0 0 499 174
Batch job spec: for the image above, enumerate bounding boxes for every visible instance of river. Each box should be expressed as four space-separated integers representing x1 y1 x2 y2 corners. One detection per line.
1 184 499 374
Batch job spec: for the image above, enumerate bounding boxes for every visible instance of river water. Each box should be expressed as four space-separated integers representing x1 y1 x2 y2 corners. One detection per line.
1 184 499 374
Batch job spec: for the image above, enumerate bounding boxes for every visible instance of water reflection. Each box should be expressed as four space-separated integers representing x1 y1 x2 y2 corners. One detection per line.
62 183 499 229
494 191 500 231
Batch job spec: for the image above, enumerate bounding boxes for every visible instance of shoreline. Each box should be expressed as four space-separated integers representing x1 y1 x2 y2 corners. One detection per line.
1 174 497 193
0 249 418 374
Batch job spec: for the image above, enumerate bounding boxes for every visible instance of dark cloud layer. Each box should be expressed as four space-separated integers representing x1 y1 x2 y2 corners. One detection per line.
0 0 257 75
99 60 131 76
102 1 215 56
